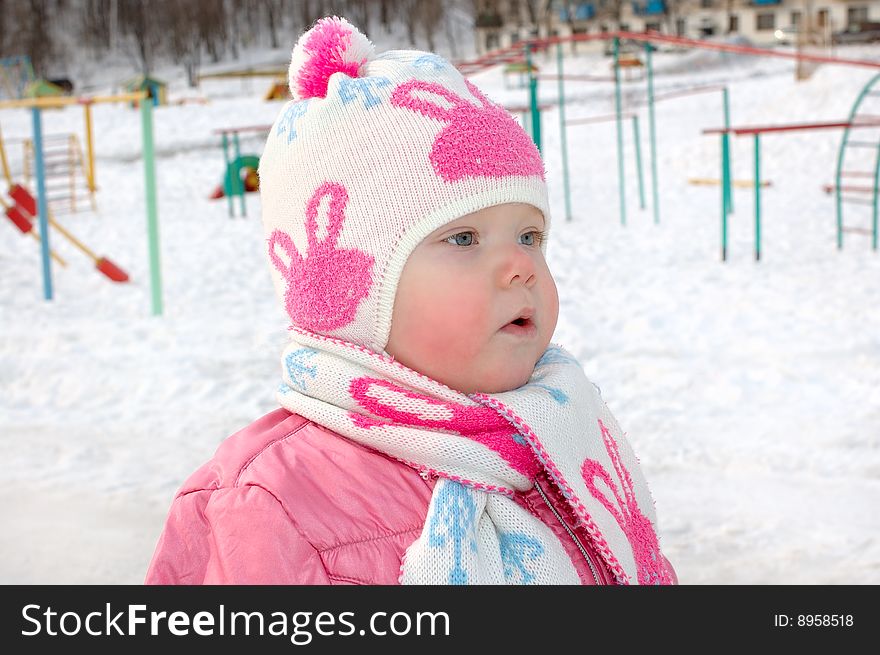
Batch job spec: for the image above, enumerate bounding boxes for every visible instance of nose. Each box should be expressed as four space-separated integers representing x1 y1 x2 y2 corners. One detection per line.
496 242 537 288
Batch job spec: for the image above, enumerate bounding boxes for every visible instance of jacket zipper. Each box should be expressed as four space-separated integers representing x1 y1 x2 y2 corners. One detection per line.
533 477 604 585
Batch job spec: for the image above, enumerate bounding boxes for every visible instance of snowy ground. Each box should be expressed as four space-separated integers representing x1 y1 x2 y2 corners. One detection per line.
1 40 879 584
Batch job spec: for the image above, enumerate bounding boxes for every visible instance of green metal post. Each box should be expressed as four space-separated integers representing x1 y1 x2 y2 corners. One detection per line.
645 41 659 224
31 107 53 300
525 44 541 153
556 42 573 222
221 132 234 218
721 133 728 261
140 95 163 315
632 115 645 210
868 139 880 251
233 131 246 217
754 133 761 262
613 36 626 226
722 87 733 215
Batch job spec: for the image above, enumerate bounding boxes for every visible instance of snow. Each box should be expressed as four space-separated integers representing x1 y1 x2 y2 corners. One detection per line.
2 40 879 585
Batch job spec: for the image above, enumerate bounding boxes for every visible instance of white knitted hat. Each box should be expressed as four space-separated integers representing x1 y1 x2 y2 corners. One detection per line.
259 16 551 352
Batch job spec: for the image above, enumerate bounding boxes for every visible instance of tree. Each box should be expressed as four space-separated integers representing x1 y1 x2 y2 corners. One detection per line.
117 0 164 75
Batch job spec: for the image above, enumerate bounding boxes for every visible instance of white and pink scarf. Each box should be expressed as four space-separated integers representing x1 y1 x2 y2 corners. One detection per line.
276 327 673 585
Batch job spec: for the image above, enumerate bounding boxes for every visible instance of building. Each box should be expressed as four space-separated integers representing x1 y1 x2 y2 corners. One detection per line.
473 0 880 54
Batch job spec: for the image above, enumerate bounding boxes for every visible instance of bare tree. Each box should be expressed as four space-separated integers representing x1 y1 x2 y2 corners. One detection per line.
262 0 283 48
117 0 165 75
417 0 443 51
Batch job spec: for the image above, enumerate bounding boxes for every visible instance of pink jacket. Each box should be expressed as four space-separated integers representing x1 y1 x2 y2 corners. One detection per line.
145 408 677 585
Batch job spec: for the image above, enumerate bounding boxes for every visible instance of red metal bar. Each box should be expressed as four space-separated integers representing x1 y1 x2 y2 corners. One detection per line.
823 184 875 194
703 120 880 136
453 30 880 78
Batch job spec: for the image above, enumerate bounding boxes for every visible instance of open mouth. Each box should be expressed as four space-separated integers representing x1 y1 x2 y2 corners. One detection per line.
500 312 537 337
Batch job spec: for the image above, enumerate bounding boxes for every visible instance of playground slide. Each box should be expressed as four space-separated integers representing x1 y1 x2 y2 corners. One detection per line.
210 154 260 199
7 183 129 282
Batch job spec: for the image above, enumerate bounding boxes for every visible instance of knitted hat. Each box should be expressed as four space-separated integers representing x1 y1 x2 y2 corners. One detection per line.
259 16 551 353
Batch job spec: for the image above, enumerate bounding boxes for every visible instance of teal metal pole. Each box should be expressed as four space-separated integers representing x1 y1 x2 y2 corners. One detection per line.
233 131 246 217
721 133 728 261
556 42 572 222
221 132 233 218
141 94 163 315
525 43 541 153
722 86 733 215
31 106 53 300
632 115 645 210
613 36 626 226
645 41 659 224
754 133 761 262
871 140 880 251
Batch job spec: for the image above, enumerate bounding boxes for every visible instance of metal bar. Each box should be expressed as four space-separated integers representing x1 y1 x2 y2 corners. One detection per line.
613 36 626 227
632 115 645 210
31 107 53 300
525 44 541 153
722 86 733 215
556 42 572 223
221 132 233 218
140 93 163 316
646 41 659 225
754 133 761 262
233 131 246 217
83 102 96 192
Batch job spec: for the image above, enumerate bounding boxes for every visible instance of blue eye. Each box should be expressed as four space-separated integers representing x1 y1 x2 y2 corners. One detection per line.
521 230 546 246
446 232 475 246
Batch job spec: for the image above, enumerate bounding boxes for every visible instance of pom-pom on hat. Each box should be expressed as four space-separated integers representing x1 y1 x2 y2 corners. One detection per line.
259 16 551 353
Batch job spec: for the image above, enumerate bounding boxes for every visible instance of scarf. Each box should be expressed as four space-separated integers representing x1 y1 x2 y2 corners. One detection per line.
276 327 672 585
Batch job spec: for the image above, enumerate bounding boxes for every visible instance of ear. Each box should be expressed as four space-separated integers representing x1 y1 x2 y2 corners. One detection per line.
267 230 299 277
464 79 492 109
390 79 462 122
305 181 349 250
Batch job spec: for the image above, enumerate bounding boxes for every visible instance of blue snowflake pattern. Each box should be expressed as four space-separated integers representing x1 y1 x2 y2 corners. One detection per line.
338 76 391 108
428 481 477 585
499 532 545 584
523 382 569 404
413 54 448 71
536 346 579 369
284 348 319 391
276 99 311 143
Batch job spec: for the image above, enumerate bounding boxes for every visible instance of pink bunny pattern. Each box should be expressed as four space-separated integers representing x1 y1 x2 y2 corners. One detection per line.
581 419 672 585
390 79 545 182
349 376 541 480
268 182 374 332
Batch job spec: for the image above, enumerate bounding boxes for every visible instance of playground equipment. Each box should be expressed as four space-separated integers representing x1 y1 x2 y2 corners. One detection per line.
705 119 880 260
265 78 290 101
212 125 270 218
6 183 127 281
209 154 260 200
454 30 880 256
123 75 167 108
0 91 162 312
22 132 95 214
1 193 67 266
0 55 35 100
829 72 880 251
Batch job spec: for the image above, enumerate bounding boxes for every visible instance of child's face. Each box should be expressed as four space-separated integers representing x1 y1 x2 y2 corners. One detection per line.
385 203 559 394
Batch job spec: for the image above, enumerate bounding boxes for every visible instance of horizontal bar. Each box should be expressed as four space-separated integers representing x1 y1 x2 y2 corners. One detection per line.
704 120 880 136
568 112 636 126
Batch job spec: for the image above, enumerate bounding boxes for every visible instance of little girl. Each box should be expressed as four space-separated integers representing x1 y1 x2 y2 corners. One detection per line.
145 16 676 585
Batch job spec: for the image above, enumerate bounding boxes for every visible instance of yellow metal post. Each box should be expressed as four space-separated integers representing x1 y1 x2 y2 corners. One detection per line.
0 123 10 184
83 101 96 192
